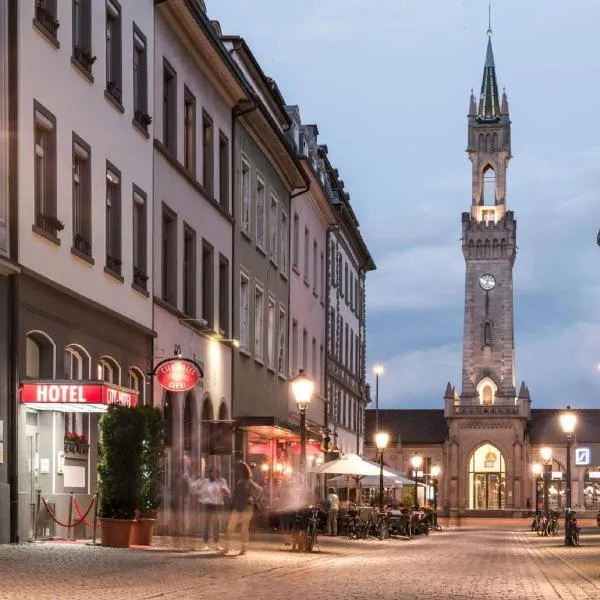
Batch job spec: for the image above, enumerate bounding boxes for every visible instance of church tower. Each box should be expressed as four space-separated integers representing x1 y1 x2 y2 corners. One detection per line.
461 27 517 405
442 26 531 514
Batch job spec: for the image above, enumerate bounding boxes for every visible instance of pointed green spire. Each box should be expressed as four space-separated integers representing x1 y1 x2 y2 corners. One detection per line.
478 28 500 120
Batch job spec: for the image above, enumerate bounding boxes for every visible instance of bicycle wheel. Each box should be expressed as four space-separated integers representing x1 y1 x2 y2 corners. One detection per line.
550 521 559 536
536 523 545 536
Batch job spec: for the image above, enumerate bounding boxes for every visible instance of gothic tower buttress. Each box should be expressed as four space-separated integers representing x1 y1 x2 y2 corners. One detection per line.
461 29 517 405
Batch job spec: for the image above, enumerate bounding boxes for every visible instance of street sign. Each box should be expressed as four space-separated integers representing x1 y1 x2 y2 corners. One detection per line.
575 447 591 466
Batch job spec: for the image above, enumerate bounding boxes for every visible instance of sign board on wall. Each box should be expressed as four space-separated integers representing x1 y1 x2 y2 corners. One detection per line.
154 358 203 392
575 447 591 466
63 465 86 488
20 382 138 408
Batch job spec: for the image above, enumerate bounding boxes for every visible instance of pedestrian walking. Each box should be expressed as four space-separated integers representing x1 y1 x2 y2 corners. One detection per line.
223 462 263 556
326 487 340 536
190 466 230 551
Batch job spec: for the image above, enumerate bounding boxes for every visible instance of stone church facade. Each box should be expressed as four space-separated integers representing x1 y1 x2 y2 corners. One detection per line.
364 30 600 516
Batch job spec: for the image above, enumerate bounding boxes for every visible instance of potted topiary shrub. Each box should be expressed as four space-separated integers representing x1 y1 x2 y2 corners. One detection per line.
97 405 145 548
131 406 164 546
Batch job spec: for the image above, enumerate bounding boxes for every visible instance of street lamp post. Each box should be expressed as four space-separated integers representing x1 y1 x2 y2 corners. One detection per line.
373 365 384 433
375 432 390 510
291 369 314 484
532 462 542 526
559 405 577 546
540 446 553 520
431 465 441 527
410 454 423 508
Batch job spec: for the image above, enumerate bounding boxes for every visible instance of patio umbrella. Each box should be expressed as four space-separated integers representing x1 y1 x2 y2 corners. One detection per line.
309 453 399 477
310 454 402 503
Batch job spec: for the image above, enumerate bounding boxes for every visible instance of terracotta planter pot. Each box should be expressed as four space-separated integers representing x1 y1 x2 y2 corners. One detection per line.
99 518 134 548
131 518 157 546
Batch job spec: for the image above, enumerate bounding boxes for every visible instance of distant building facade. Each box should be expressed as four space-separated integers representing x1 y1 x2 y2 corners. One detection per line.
323 152 375 457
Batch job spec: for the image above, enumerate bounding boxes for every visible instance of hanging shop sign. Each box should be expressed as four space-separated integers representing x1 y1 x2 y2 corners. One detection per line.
20 381 138 408
153 357 203 392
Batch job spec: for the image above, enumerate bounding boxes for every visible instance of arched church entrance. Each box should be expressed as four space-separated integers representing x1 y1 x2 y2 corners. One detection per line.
469 443 505 510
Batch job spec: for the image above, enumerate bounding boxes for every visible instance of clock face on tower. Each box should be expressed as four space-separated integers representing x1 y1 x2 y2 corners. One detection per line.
479 273 496 291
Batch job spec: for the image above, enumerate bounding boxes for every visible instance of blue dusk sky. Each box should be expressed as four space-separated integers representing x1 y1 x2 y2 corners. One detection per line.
207 1 600 409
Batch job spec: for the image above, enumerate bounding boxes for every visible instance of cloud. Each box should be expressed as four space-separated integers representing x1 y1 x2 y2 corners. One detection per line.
370 319 600 409
368 244 463 311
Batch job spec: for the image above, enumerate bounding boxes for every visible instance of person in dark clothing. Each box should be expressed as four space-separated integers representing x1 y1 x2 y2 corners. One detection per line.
223 462 262 556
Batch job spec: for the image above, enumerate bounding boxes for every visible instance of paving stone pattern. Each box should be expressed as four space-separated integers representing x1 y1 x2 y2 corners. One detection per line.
0 527 599 600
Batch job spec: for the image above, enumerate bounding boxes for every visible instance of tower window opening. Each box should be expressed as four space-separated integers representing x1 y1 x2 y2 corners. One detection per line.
484 322 492 346
482 385 493 406
482 210 494 224
482 167 496 206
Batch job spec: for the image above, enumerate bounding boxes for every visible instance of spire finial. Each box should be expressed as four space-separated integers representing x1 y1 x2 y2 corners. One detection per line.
487 3 492 38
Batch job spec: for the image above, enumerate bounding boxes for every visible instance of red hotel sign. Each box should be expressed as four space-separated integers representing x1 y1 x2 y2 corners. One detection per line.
155 358 202 392
20 382 138 407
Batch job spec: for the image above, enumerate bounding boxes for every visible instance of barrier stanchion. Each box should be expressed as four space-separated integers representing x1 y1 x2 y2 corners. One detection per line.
40 495 95 530
33 489 41 541
67 492 74 540
92 494 98 545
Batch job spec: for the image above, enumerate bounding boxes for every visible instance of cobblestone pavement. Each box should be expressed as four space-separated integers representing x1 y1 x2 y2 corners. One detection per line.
0 526 599 600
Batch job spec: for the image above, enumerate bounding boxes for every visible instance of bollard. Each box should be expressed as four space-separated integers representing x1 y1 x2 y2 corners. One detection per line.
92 493 98 545
67 492 74 540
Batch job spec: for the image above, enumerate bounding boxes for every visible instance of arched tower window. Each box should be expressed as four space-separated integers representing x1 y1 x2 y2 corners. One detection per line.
482 385 493 405
476 376 497 406
484 322 492 346
478 134 484 151
485 134 490 152
492 133 498 151
500 239 507 257
482 166 496 206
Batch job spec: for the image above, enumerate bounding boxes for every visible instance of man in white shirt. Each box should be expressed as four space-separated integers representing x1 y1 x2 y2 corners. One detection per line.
326 487 340 536
191 466 230 551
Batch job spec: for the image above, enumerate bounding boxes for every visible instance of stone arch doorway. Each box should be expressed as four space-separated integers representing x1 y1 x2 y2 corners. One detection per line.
468 443 506 510
201 395 213 456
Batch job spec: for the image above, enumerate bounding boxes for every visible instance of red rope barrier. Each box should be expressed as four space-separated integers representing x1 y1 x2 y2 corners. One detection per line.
41 495 95 529
73 496 101 528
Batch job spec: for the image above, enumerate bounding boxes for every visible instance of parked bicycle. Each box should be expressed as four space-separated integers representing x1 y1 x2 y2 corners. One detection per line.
566 511 580 546
535 511 559 536
291 505 321 552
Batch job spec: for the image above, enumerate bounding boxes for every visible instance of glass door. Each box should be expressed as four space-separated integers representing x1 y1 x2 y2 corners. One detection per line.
472 473 504 509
